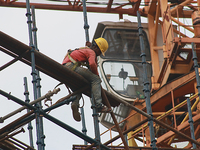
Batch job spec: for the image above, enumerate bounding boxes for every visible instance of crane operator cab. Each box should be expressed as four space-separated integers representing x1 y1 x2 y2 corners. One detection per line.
92 21 152 130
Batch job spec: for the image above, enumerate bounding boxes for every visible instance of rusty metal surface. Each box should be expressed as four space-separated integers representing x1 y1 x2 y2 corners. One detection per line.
0 0 144 17
0 30 120 107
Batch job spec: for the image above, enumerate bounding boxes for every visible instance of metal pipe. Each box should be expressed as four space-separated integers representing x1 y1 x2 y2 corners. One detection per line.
0 89 36 111
101 88 130 150
10 137 36 150
106 90 200 146
0 128 25 142
137 11 157 149
43 96 76 113
0 46 32 66
25 0 44 149
0 50 28 71
0 88 60 123
82 0 89 144
24 77 34 148
55 86 89 105
40 110 111 150
0 111 35 136
192 42 200 97
82 0 90 42
7 138 26 149
81 105 88 145
90 94 101 149
103 119 148 146
187 98 197 149
31 6 45 148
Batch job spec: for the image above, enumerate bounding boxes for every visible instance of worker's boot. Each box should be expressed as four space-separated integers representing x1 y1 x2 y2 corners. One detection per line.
71 103 81 122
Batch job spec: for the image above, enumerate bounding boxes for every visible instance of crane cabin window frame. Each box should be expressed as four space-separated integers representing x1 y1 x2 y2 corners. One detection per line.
94 21 152 102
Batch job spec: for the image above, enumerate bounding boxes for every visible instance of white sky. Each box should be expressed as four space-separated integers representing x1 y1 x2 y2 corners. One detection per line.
0 5 142 149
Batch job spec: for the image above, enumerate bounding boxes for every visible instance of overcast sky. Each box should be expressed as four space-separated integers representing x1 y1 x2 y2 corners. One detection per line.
0 5 144 149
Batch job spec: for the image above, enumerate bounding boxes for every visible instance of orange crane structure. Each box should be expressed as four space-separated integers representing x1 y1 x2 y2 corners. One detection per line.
0 0 200 150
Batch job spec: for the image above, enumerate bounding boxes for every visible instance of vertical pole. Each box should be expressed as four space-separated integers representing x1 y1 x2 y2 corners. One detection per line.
191 42 199 149
90 94 101 149
81 0 89 145
137 11 157 149
187 98 197 149
82 0 90 42
80 107 88 145
23 77 34 148
25 1 44 149
31 6 45 148
192 42 200 97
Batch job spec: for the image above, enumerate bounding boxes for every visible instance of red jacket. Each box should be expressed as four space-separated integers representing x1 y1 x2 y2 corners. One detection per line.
62 47 99 75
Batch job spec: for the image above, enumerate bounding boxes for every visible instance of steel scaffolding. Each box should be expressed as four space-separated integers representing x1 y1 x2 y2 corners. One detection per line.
0 0 200 150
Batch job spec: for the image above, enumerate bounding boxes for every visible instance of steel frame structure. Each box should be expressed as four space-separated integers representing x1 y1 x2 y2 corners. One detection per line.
0 0 200 150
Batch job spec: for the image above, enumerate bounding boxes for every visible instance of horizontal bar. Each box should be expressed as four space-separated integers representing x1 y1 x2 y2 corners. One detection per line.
0 88 60 123
43 96 76 112
40 111 111 150
0 89 36 110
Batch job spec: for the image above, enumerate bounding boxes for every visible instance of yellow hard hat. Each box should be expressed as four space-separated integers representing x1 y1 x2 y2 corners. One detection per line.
94 37 108 56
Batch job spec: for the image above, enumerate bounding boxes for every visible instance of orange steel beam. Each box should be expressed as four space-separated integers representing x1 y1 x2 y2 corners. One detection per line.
129 0 141 14
156 113 200 145
0 1 144 16
124 94 198 144
174 37 200 44
148 69 197 108
107 0 113 12
148 0 158 15
104 88 200 147
0 1 195 18
147 0 160 90
170 0 194 14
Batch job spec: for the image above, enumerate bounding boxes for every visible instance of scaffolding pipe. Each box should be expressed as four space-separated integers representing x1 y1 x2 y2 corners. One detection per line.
24 77 34 148
0 95 74 142
31 6 45 148
25 1 45 148
0 50 29 71
192 42 200 99
81 106 88 145
10 137 36 150
90 94 101 149
137 11 157 149
0 88 60 123
40 111 111 150
187 98 197 149
0 128 25 142
82 0 89 145
7 139 26 149
190 42 200 149
0 111 35 136
82 0 90 42
44 96 76 113
0 89 36 111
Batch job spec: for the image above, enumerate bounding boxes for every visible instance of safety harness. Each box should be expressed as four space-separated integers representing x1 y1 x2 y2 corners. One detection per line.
53 47 91 108
66 47 90 71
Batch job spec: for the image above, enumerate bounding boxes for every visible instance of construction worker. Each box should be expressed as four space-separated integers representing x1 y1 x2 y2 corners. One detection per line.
62 37 111 122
